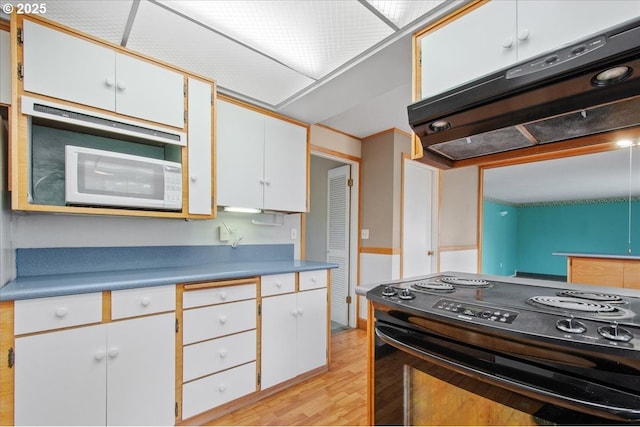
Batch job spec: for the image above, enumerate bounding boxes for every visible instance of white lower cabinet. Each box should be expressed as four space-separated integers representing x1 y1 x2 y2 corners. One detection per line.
261 287 327 389
14 312 175 426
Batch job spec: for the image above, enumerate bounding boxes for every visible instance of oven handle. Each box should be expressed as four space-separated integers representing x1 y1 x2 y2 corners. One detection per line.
375 325 640 422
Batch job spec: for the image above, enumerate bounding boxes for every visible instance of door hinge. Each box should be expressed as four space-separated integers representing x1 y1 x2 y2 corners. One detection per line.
258 304 262 316
347 178 354 187
346 295 352 304
183 83 187 96
211 93 215 105
7 347 14 369
175 401 179 418
17 27 23 45
175 318 179 333
257 373 261 387
17 63 24 81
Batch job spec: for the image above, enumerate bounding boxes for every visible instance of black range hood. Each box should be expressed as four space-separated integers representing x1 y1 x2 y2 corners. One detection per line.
408 17 640 167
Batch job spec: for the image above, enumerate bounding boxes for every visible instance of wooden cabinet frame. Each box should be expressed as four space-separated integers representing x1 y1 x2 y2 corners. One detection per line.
8 14 216 219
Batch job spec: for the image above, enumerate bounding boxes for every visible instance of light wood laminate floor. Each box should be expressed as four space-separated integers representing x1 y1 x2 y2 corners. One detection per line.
207 328 368 426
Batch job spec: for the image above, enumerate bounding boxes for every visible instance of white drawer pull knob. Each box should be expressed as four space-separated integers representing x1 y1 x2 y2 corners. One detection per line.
218 384 226 393
54 307 68 318
190 174 198 182
292 310 298 317
219 315 228 324
518 29 530 41
141 297 151 307
275 282 282 288
116 81 127 91
108 347 120 358
311 276 317 283
297 308 304 316
104 77 114 87
94 350 106 361
219 291 228 300
219 349 228 359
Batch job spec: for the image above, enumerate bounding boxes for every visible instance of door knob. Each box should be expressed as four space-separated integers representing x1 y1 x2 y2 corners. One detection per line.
427 250 434 256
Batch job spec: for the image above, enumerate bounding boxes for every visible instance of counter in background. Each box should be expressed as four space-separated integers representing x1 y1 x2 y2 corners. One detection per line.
553 252 640 290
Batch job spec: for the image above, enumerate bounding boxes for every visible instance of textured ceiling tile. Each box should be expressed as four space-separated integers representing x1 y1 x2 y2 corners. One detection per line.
20 0 133 45
127 1 314 106
158 0 394 80
366 0 446 28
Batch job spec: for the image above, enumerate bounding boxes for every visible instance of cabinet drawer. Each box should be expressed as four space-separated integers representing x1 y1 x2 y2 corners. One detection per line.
182 362 256 419
14 293 102 335
183 330 256 382
183 283 256 309
183 299 256 344
299 270 327 291
111 285 176 320
261 273 295 297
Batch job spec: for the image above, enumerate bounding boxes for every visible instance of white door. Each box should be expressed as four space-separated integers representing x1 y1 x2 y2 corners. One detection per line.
187 77 213 215
260 293 298 389
106 314 175 426
402 160 434 278
263 115 307 212
15 325 107 426
327 165 350 326
296 288 327 374
23 20 116 112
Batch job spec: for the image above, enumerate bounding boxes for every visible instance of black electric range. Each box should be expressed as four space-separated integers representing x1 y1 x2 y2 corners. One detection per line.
368 273 640 424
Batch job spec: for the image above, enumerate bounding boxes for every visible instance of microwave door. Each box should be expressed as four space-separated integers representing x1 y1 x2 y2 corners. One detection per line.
67 151 166 209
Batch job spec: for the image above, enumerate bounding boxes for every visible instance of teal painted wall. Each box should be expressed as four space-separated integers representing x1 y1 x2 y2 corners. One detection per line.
482 200 518 276
482 200 640 277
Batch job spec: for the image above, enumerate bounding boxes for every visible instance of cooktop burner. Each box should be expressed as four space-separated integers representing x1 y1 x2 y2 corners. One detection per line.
556 290 625 303
528 296 617 313
440 276 492 288
410 279 455 292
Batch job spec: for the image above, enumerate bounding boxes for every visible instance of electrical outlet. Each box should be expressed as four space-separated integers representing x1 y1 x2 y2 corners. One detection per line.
219 225 230 242
361 229 370 239
290 228 297 240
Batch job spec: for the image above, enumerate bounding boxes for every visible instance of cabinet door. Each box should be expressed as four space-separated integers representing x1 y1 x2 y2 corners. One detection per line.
516 1 640 62
420 1 516 99
296 288 327 375
216 100 265 209
23 20 116 112
187 77 213 215
260 293 298 389
263 115 307 212
15 325 107 426
114 53 184 128
106 313 175 426
0 29 10 105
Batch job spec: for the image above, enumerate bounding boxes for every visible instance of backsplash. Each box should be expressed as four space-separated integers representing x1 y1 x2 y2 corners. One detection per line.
16 244 294 276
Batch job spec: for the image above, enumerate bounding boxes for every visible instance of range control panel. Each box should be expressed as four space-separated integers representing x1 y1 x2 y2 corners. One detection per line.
434 299 519 324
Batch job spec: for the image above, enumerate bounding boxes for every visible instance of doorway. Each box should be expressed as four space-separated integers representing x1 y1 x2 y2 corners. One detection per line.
402 158 438 278
306 153 359 330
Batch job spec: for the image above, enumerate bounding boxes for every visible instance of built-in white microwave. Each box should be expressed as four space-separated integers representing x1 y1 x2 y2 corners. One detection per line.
65 145 182 211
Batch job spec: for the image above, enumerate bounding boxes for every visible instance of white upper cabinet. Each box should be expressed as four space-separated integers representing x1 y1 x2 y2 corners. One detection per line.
217 99 308 212
187 77 213 215
22 20 184 128
420 0 640 99
1 29 11 105
421 1 516 99
516 1 640 61
263 114 307 212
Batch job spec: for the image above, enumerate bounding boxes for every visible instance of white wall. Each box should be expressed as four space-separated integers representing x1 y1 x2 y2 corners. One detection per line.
12 211 301 257
358 252 400 321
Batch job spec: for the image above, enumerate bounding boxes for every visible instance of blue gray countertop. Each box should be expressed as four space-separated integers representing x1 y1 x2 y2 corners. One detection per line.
0 244 337 301
553 251 640 260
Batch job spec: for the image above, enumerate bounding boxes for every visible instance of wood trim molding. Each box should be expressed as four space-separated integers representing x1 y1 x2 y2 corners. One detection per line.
0 301 15 426
182 277 259 291
0 20 9 31
312 123 362 141
217 93 308 128
439 245 477 252
360 247 401 255
310 144 361 163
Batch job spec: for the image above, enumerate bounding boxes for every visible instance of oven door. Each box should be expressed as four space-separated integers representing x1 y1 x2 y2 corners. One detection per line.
374 320 640 426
